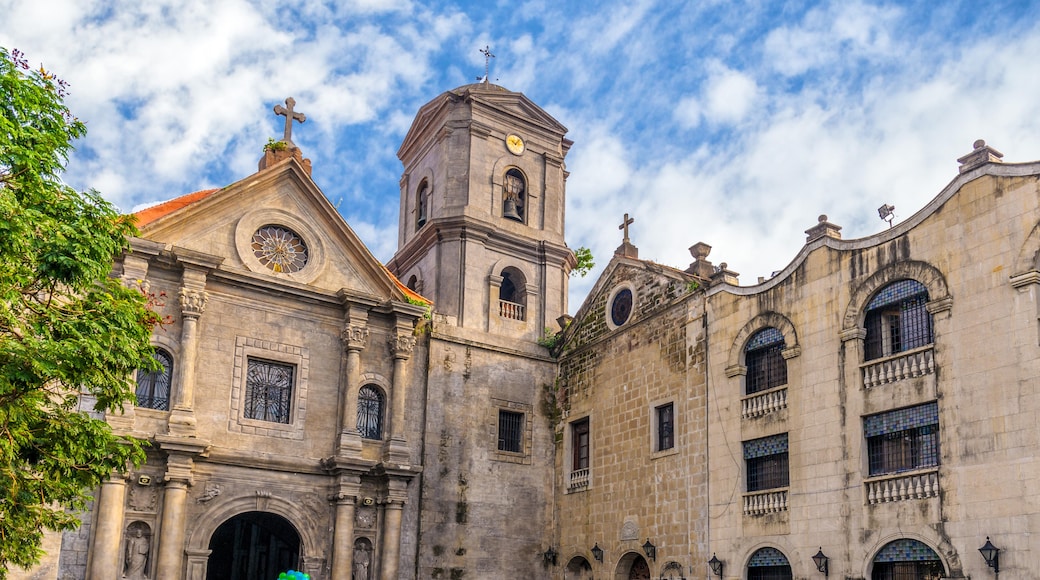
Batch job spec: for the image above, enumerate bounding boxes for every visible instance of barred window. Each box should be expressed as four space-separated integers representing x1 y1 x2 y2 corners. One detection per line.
866 403 939 476
744 434 789 492
655 403 674 451
498 410 524 453
244 359 294 424
572 418 590 471
357 385 384 440
745 327 787 394
864 280 933 360
871 539 945 580
748 547 792 580
135 348 173 411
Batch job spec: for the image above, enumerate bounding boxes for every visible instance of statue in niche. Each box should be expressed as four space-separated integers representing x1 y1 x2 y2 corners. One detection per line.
124 527 150 579
353 539 373 580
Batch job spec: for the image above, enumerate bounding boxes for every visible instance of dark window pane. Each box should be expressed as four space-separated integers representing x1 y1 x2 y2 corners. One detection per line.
136 349 173 411
656 403 674 451
357 385 384 439
864 280 933 361
498 410 524 453
744 434 790 491
745 328 786 394
572 418 590 471
866 404 940 476
245 359 293 424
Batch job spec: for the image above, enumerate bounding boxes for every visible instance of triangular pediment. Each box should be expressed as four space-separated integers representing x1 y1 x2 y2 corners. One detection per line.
561 256 697 352
135 157 414 303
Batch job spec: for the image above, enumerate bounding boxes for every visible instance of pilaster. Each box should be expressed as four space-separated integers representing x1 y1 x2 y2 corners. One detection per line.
86 473 127 579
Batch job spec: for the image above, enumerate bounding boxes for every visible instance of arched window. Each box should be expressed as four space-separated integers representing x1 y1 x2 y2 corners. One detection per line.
357 385 384 440
864 280 933 360
747 547 792 580
745 327 786 394
498 266 527 321
415 180 428 229
136 348 173 411
406 275 418 291
871 539 945 580
502 168 526 222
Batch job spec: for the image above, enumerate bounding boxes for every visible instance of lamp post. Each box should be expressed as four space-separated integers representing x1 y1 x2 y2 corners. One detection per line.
812 548 829 577
979 537 999 575
543 546 557 567
708 553 723 577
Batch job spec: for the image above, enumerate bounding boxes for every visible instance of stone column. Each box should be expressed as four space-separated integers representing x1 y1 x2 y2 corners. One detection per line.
87 475 127 579
385 330 415 464
331 493 358 578
168 282 208 437
338 322 368 455
154 450 197 579
379 501 404 580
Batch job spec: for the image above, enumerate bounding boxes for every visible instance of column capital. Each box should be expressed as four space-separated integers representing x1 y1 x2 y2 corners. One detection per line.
389 334 416 359
341 324 369 351
178 287 209 319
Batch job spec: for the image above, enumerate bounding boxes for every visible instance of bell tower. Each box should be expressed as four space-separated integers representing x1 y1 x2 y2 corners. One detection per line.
387 82 575 340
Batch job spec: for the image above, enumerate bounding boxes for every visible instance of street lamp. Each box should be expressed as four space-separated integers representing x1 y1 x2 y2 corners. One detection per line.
591 543 603 563
642 539 656 561
812 548 829 577
708 553 723 577
979 537 999 574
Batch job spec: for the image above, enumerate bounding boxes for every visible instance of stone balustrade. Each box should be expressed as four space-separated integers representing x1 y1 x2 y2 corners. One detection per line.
865 469 939 504
499 300 525 321
861 345 934 389
568 468 589 491
742 387 788 419
743 489 788 515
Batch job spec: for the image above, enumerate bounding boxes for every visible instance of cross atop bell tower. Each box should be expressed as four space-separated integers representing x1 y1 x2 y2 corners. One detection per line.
387 82 576 341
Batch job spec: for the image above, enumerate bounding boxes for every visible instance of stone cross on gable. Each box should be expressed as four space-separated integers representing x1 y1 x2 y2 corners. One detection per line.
619 213 635 243
274 97 306 147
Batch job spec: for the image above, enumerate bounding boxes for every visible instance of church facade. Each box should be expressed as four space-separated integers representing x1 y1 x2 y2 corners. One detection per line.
34 83 1040 580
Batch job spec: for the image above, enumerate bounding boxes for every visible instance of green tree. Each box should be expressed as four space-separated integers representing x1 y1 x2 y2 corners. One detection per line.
0 48 154 574
572 246 594 277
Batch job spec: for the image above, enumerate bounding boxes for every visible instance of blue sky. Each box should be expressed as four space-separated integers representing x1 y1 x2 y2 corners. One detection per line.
3 0 1040 311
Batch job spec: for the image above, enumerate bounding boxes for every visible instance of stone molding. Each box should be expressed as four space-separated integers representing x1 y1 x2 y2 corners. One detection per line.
178 288 208 318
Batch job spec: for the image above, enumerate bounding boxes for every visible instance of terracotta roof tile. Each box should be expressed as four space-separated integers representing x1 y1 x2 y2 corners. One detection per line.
383 264 432 305
133 188 221 227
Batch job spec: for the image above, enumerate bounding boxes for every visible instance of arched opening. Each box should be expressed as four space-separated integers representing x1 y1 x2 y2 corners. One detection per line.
357 385 385 440
498 266 527 321
502 168 526 222
135 348 173 410
615 552 650 580
564 555 593 580
406 274 418 291
870 539 945 579
747 547 792 580
744 327 787 394
415 180 428 229
864 279 933 360
206 511 301 580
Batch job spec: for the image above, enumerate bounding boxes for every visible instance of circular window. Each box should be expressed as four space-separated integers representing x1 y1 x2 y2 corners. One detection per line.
251 225 308 273
610 287 633 327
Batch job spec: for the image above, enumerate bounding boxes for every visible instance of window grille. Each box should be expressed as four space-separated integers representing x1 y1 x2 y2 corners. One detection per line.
656 403 674 451
864 280 933 360
498 410 524 453
244 359 293 424
745 327 787 394
748 548 792 580
871 540 944 580
572 418 590 471
744 434 789 491
357 385 384 439
866 403 939 476
135 349 173 411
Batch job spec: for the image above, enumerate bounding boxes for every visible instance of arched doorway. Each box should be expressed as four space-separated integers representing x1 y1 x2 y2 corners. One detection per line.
615 553 650 580
206 511 301 580
565 555 593 580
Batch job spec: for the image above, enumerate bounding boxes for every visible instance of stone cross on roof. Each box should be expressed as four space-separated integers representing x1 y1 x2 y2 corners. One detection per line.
274 97 306 147
619 213 635 243
615 213 639 259
479 46 495 84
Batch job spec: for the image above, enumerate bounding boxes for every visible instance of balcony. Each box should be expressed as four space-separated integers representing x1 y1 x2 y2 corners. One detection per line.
499 299 525 321
568 468 589 491
742 387 787 419
861 345 934 389
865 468 939 505
743 489 788 515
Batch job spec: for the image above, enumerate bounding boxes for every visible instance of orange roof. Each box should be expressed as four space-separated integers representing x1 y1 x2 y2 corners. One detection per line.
383 264 432 305
133 188 221 227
